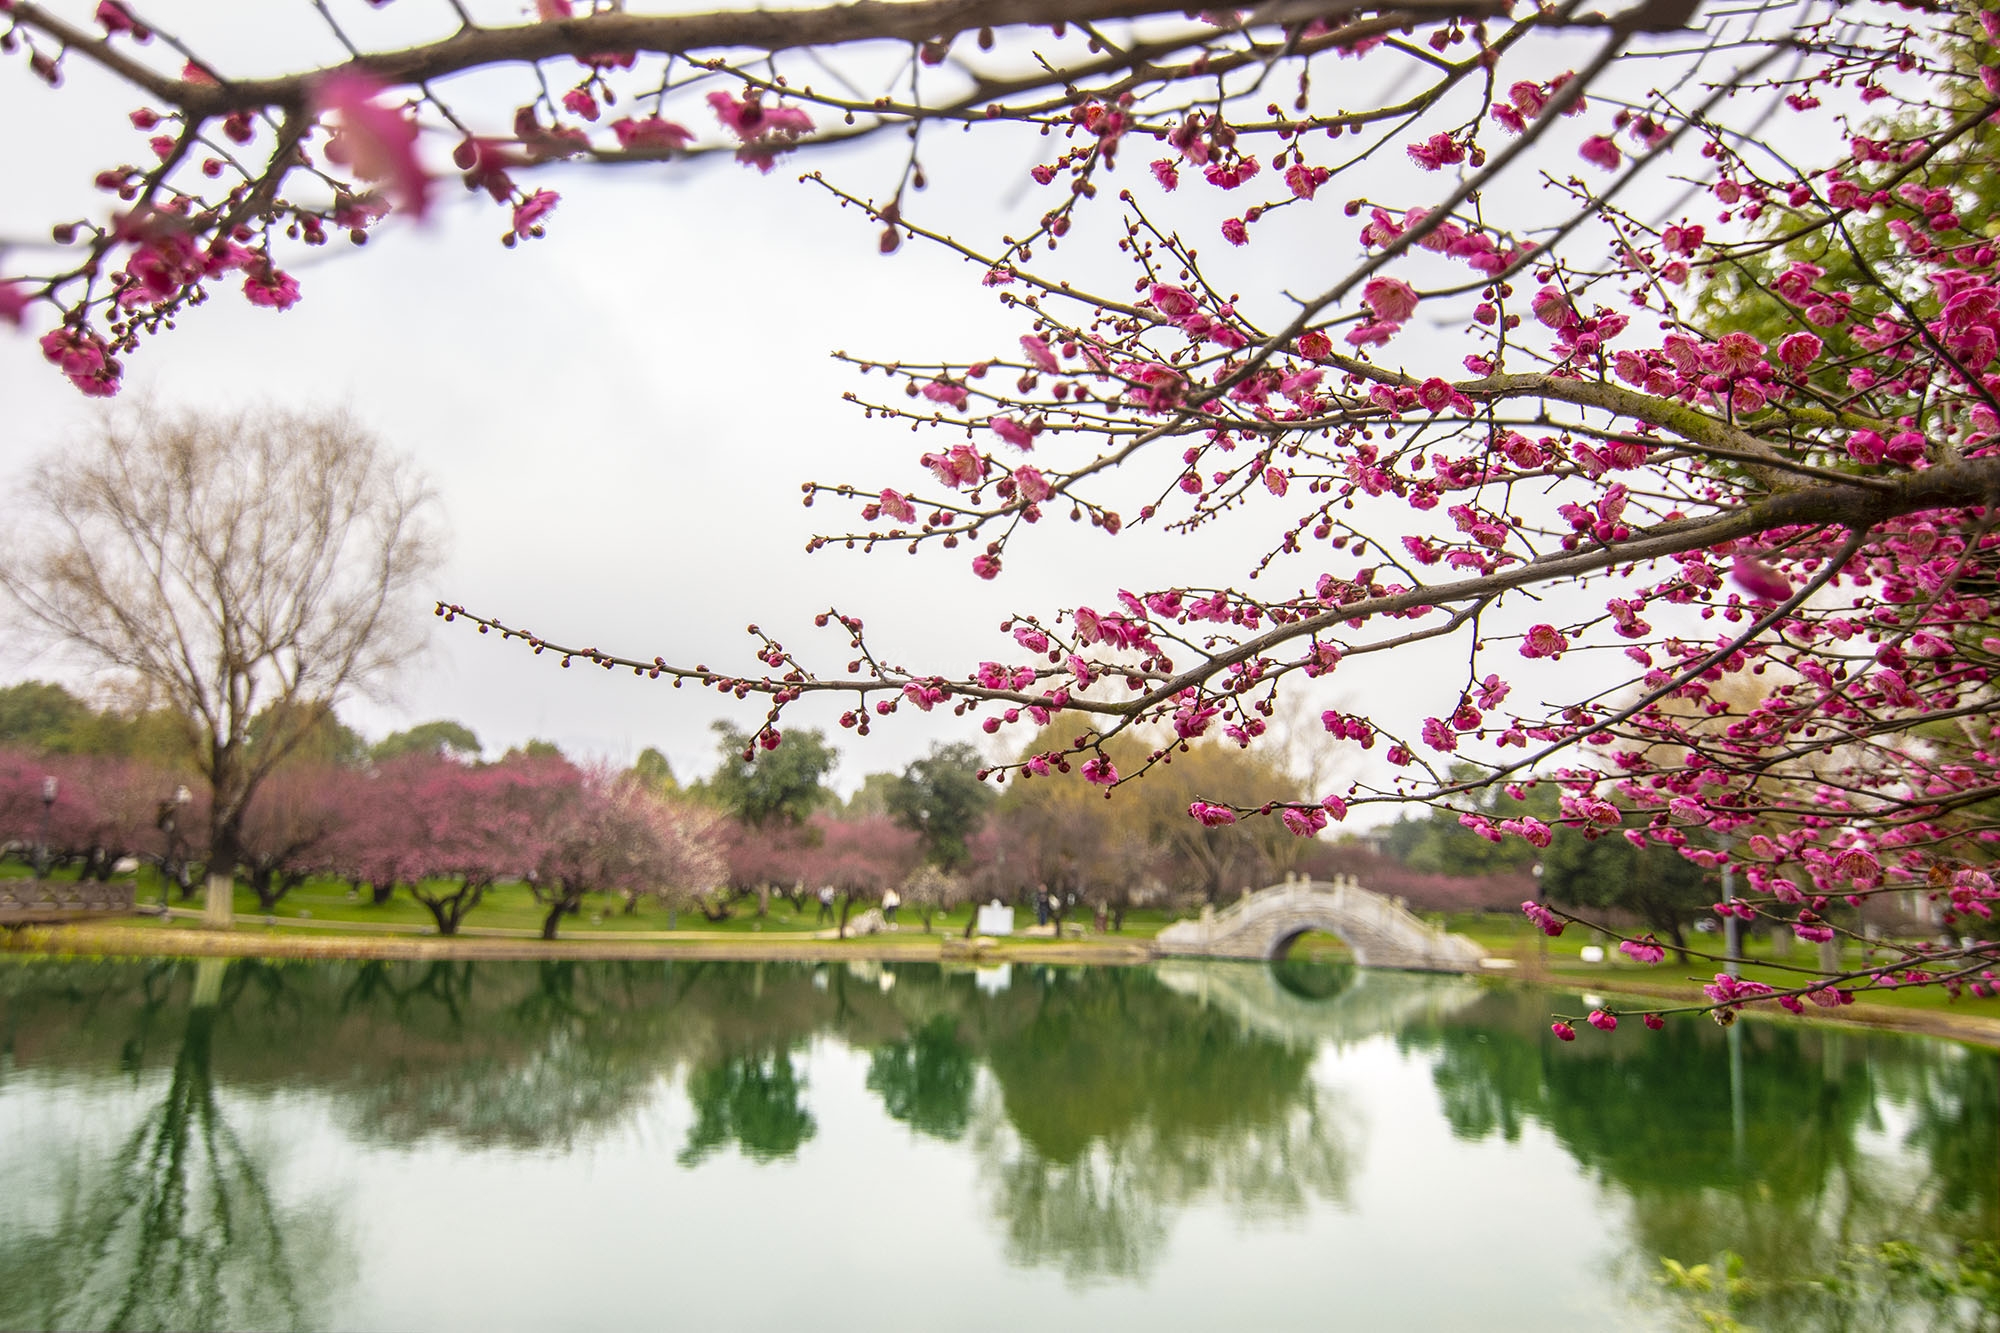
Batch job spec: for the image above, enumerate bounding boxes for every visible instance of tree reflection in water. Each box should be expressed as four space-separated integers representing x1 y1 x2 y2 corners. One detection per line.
947 966 1355 1283
1 955 1991 1320
1398 987 2000 1332
0 959 340 1332
680 1047 816 1165
866 1014 974 1142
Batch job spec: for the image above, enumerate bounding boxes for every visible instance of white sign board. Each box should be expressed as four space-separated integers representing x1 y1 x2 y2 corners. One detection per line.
975 901 1015 936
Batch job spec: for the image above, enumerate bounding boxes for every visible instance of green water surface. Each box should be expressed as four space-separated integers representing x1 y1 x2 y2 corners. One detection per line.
0 957 1992 1331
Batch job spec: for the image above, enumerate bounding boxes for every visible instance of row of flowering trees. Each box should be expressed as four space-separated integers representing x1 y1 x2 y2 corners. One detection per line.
0 746 731 939
0 726 1323 938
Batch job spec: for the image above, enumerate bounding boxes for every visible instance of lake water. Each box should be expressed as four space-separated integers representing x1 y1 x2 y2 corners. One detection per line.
0 956 1992 1331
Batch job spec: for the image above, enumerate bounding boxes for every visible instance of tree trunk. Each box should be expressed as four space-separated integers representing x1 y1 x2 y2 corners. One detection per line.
837 895 853 940
203 868 234 927
203 782 246 930
541 900 567 941
422 897 455 936
371 880 395 906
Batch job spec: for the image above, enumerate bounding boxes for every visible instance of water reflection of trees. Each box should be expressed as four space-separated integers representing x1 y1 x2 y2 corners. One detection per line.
0 960 342 1332
11 956 1989 1312
1 957 1357 1287
1398 987 2000 1332
954 967 1354 1283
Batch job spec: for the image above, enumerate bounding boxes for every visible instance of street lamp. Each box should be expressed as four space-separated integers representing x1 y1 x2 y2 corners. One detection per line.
157 784 192 912
35 775 57 880
1718 833 1740 979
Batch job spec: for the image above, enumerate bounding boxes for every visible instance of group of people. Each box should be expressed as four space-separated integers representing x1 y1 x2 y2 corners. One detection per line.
815 885 900 925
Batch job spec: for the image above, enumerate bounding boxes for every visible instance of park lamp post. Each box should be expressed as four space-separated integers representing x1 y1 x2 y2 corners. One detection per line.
35 775 57 880
158 784 191 912
1531 862 1546 966
1718 833 1741 979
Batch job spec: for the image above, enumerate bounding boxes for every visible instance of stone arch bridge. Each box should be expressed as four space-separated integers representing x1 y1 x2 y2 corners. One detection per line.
1152 876 1487 973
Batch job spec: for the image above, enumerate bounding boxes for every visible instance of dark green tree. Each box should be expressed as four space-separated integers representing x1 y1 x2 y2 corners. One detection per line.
1539 820 1713 960
886 741 994 871
248 699 369 768
0 680 98 752
1378 766 1552 878
705 722 836 828
371 719 481 763
626 745 677 795
843 771 901 817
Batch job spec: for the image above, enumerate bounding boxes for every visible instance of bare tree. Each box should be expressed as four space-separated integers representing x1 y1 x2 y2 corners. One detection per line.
1 406 441 925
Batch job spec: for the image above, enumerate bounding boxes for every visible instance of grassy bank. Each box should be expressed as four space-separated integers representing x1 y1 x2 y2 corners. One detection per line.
106 872 1186 940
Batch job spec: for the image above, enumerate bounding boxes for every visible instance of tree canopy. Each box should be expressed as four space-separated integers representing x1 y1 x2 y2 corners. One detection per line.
705 722 836 829
886 741 994 871
372 720 483 764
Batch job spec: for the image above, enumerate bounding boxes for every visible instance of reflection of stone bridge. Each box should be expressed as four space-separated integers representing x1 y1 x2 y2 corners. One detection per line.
1154 959 1483 1051
1151 877 1486 972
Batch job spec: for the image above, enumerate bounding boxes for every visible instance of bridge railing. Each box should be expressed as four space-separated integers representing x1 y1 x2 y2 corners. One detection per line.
1160 878 1487 971
1205 879 1445 940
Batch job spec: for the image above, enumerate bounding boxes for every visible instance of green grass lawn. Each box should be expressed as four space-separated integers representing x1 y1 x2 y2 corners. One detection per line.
1436 909 2000 1017
117 871 1188 942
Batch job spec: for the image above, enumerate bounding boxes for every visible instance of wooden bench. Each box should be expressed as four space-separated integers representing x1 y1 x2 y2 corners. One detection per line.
0 879 138 925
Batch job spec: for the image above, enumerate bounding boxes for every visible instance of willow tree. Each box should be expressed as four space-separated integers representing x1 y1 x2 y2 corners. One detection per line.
0 407 440 925
7 0 2000 1017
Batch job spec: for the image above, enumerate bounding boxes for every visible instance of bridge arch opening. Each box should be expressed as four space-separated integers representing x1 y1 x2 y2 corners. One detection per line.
1268 922 1362 964
1270 927 1354 962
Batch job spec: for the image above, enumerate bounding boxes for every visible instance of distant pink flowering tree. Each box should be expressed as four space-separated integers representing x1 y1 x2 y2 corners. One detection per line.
323 753 545 934
12 0 2000 1018
513 755 706 940
810 813 923 937
619 781 729 917
234 764 345 912
0 749 185 880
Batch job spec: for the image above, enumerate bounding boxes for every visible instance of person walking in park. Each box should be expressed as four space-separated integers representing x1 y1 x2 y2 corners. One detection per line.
817 885 835 925
882 887 900 926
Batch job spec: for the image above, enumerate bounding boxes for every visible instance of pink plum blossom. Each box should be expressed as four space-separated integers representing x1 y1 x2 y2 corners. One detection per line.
315 73 430 220
1729 553 1793 601
611 117 694 151
1362 277 1419 324
1578 135 1620 170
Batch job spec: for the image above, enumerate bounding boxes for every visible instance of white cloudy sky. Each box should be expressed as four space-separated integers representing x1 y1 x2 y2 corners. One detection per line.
0 0 1802 800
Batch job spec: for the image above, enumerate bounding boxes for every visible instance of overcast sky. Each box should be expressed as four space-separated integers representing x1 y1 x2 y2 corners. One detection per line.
0 1 1792 804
